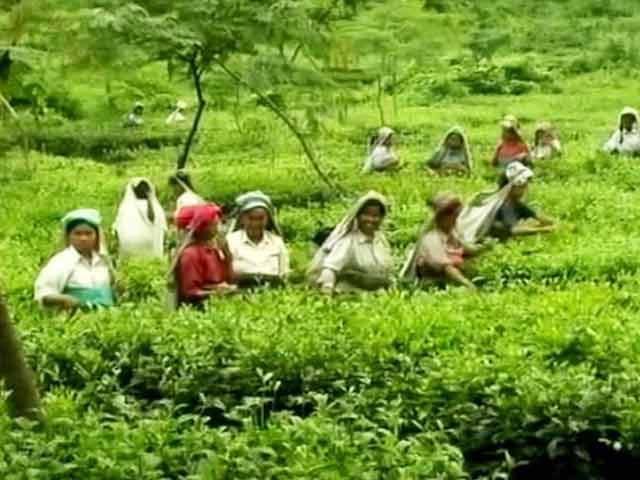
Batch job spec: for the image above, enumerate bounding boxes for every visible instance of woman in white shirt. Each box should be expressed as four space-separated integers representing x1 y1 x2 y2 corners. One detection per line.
308 191 394 294
113 178 167 259
603 107 640 156
35 209 115 310
362 127 400 173
226 191 290 287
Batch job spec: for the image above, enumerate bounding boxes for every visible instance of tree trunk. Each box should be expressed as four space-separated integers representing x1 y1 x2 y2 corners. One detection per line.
376 75 385 126
177 56 206 171
0 295 41 421
214 59 344 194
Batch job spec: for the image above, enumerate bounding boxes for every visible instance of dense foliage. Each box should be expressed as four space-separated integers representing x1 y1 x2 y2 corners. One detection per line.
2 0 640 478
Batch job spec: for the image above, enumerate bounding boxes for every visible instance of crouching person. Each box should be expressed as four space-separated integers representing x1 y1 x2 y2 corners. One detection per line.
227 191 290 288
170 204 236 309
308 192 394 294
402 194 484 290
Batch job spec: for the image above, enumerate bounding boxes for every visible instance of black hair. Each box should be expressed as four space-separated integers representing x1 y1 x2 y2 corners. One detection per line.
497 173 509 188
65 219 98 235
357 199 387 217
169 171 196 192
312 226 334 246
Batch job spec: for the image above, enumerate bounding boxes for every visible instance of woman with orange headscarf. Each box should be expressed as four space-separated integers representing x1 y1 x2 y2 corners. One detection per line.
171 204 236 309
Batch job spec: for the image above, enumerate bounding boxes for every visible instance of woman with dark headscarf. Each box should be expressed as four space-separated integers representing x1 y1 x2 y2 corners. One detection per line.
308 191 394 294
34 209 115 310
402 194 482 290
171 204 236 309
226 191 290 287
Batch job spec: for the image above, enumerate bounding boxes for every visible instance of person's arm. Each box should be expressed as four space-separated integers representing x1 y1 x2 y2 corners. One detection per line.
279 240 291 278
41 294 80 311
603 132 620 153
34 256 80 311
443 265 476 290
511 211 556 235
317 237 351 294
491 145 500 166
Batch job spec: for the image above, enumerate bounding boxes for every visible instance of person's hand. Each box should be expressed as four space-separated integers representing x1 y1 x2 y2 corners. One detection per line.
62 296 80 311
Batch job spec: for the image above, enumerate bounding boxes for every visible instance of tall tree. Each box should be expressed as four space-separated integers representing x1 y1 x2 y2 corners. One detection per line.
91 0 360 192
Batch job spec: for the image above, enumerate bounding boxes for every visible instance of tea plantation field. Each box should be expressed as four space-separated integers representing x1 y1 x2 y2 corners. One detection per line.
2 68 640 479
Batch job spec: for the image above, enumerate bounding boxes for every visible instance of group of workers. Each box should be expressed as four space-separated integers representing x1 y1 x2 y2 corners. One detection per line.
123 100 188 128
37 105 640 312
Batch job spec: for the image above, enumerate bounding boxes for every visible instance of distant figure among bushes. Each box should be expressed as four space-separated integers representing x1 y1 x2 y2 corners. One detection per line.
603 107 640 156
426 126 473 175
170 204 236 309
124 102 144 128
227 191 290 288
166 100 187 125
35 209 115 311
113 178 167 259
362 127 400 173
309 192 394 294
492 115 530 168
402 193 488 290
531 122 562 161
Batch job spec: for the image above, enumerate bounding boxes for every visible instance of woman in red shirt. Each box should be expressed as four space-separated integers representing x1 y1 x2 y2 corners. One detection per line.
173 204 236 309
491 115 530 169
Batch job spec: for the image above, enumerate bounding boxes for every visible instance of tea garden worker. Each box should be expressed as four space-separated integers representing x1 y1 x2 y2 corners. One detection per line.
491 115 531 169
308 191 394 294
124 102 144 128
603 107 640 156
401 194 486 290
113 178 167 259
170 203 237 309
166 100 187 125
226 191 290 288
362 127 400 173
34 209 115 311
455 162 555 244
426 126 473 175
531 122 562 161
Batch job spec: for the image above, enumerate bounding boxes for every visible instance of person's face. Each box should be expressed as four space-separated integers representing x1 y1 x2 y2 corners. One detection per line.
68 224 98 255
502 128 518 142
446 133 463 149
199 222 218 242
133 181 151 199
540 131 554 145
436 209 460 233
383 134 393 147
357 204 384 236
622 114 636 131
242 208 269 239
134 106 144 115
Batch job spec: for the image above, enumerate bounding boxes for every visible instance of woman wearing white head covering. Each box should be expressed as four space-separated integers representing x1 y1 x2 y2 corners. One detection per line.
603 107 640 156
35 209 115 310
308 191 394 294
455 162 555 244
362 127 400 173
113 178 167 259
226 191 290 287
426 126 473 175
166 100 187 125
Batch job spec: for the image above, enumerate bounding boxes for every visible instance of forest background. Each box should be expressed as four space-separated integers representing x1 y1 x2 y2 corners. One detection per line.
2 0 640 478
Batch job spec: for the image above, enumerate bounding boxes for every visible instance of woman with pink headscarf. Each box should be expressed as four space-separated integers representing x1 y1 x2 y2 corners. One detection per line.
171 204 236 309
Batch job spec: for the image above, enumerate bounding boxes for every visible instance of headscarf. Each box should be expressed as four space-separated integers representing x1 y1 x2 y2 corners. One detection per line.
307 191 389 282
501 115 524 142
370 126 394 152
114 178 167 229
428 126 473 169
231 190 282 235
533 122 556 146
400 193 463 279
176 203 222 233
454 161 533 244
618 107 640 135
62 209 109 256
63 208 102 235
